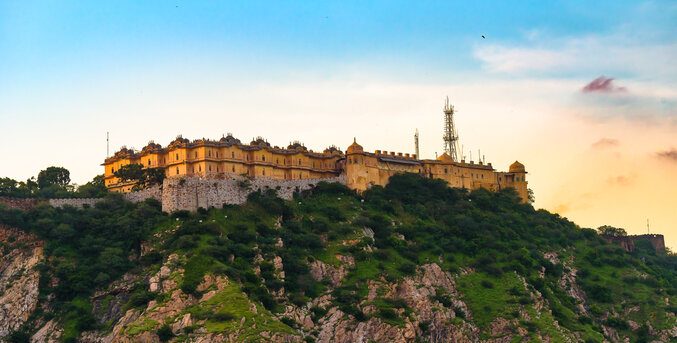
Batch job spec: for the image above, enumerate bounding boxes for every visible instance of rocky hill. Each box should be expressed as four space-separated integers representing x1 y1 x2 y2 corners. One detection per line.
0 174 675 342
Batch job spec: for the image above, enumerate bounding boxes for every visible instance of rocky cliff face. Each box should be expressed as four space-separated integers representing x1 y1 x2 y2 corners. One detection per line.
0 226 43 339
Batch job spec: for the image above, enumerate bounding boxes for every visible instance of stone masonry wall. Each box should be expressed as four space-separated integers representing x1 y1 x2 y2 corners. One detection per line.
47 186 162 209
162 175 346 212
0 197 41 211
7 175 345 212
48 198 101 208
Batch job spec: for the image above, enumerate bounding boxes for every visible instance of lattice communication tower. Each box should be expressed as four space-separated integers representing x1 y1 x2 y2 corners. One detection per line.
443 96 460 161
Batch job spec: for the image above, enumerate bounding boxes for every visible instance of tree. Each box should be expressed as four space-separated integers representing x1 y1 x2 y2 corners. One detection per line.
113 164 165 190
37 167 71 189
0 177 19 196
597 225 627 237
527 188 535 203
113 164 144 183
77 175 108 197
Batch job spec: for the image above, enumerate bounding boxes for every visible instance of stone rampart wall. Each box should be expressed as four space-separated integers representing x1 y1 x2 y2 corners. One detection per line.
123 185 162 203
0 197 41 211
4 176 345 213
161 175 346 212
48 198 101 209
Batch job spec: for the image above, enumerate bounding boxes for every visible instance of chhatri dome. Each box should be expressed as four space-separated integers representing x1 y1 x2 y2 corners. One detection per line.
509 161 526 173
346 138 363 154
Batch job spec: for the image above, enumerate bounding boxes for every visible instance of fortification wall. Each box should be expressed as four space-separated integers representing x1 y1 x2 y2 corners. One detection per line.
162 175 346 212
0 197 41 211
603 234 666 253
123 185 162 203
48 198 101 208
4 175 345 212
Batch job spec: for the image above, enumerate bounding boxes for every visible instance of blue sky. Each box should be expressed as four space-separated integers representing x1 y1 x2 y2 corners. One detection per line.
1 1 676 246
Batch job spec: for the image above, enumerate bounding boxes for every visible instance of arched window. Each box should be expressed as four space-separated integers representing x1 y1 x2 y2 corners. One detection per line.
176 167 179 175
199 166 202 172
231 151 235 158
262 155 265 161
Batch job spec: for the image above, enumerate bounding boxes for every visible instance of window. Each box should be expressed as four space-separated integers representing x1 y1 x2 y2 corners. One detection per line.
262 169 265 176
176 153 179 160
231 151 235 158
176 167 179 175
298 159 301 166
262 155 265 161
209 165 211 171
199 166 201 172
232 166 235 172
195 152 197 158
208 150 211 157
444 168 448 174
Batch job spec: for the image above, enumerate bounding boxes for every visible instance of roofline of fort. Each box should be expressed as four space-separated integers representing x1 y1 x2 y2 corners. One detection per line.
104 136 343 164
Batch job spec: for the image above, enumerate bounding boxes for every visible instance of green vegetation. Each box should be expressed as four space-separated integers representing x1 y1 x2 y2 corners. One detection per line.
1 173 675 342
113 163 165 190
0 166 107 198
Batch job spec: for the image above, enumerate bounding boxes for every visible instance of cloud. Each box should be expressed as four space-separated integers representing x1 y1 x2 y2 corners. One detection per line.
472 32 677 81
656 148 677 162
606 174 636 187
591 138 619 149
582 77 627 93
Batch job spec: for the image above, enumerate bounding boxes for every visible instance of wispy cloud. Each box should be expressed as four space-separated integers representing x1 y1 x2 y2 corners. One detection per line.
582 77 627 93
473 31 677 81
591 138 619 149
656 148 677 162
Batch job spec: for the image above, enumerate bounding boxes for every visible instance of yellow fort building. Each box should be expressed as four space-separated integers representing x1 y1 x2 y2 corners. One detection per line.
103 101 528 202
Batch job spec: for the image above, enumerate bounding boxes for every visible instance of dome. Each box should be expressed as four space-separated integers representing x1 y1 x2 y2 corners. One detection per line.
346 138 363 154
220 134 241 145
509 161 526 173
437 152 453 162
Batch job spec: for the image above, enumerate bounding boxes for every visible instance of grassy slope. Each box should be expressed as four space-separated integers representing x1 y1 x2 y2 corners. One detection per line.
1 174 675 342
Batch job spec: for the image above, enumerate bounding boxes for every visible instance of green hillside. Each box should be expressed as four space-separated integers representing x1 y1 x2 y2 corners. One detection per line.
1 174 675 342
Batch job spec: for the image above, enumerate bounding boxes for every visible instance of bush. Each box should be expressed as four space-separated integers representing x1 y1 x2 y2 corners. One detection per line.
157 324 174 342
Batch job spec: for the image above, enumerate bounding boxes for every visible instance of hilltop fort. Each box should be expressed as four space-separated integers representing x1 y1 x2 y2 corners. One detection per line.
102 100 529 205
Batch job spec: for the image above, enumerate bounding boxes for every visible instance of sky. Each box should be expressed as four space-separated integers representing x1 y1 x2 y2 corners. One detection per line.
1 1 676 248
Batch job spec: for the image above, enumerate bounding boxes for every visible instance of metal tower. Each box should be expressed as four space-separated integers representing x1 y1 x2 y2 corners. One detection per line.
414 129 420 159
442 96 460 161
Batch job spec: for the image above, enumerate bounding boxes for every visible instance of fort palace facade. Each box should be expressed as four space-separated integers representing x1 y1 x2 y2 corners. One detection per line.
103 137 528 202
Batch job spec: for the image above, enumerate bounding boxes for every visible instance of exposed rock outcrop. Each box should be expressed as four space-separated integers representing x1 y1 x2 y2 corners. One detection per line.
0 226 43 339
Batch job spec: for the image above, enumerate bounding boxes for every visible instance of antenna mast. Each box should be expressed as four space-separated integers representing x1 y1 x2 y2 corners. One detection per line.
443 96 460 161
106 131 110 158
414 129 420 159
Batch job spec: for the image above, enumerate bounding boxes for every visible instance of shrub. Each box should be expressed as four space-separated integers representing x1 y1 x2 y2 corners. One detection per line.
157 324 173 342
